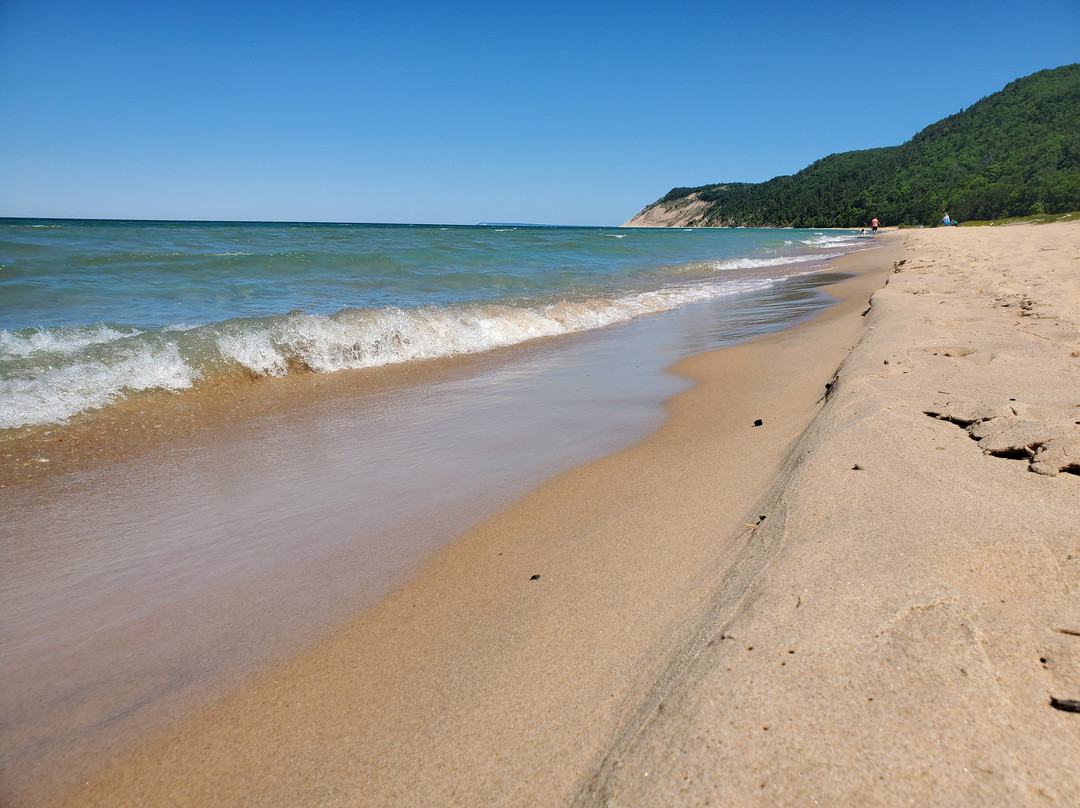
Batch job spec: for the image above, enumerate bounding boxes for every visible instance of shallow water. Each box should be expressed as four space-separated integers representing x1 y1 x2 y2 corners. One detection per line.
0 219 868 429
0 267 857 802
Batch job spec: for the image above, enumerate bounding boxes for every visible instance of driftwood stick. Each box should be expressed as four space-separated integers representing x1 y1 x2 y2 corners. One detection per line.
1049 696 1080 713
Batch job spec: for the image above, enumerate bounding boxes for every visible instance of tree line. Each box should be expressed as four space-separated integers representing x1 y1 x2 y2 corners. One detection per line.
650 64 1080 227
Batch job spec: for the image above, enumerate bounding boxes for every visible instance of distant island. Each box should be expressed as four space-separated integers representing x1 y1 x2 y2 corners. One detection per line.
625 64 1080 228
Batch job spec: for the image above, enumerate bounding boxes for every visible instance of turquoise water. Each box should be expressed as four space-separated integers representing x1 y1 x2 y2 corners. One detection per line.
0 219 876 796
0 219 867 429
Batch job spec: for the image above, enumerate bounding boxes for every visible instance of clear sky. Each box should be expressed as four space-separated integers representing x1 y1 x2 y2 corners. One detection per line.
1 1 1077 226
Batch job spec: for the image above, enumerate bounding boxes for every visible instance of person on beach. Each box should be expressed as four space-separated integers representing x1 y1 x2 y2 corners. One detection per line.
871 217 879 234
943 212 951 226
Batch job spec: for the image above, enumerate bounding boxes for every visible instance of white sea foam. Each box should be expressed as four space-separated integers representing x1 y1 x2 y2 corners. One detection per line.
214 278 775 377
0 324 142 359
216 329 292 376
0 343 198 429
705 253 842 272
1 273 799 428
799 233 863 248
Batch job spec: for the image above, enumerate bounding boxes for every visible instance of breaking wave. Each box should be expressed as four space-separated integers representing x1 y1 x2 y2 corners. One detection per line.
0 277 774 429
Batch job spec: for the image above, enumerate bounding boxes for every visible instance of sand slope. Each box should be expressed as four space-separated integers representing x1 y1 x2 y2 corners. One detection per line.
589 222 1080 805
622 193 713 227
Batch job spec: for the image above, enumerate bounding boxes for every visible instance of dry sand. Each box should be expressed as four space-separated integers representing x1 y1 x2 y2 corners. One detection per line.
34 223 1080 806
590 222 1080 806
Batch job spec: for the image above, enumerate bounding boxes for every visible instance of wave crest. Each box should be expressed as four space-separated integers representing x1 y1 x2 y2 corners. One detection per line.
1 273 801 428
212 279 773 377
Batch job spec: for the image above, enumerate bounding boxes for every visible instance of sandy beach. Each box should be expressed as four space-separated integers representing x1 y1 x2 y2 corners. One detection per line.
7 222 1080 806
591 222 1080 806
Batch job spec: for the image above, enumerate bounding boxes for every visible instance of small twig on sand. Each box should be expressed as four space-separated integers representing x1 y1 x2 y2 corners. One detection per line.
1049 696 1080 713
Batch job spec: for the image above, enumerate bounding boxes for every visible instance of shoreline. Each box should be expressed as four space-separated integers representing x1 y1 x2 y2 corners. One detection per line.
0 343 584 489
0 254 871 805
1 219 862 470
0 256 857 491
36 241 901 806
590 220 1080 805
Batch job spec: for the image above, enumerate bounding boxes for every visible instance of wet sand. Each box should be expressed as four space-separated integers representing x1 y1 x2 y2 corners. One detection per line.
28 239 895 807
12 222 1080 806
0 265 854 805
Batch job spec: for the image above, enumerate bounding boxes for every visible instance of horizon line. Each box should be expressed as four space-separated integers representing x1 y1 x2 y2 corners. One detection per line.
0 215 614 229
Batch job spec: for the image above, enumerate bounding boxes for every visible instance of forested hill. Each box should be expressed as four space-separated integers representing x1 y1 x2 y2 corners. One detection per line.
626 64 1080 228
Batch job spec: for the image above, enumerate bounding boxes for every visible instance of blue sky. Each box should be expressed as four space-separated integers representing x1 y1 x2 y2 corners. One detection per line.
1 1 1077 226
